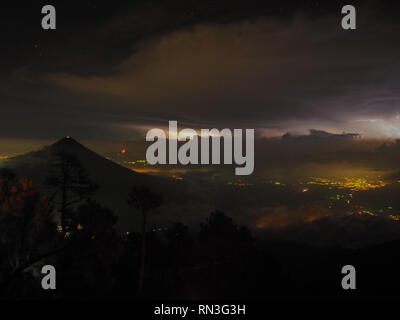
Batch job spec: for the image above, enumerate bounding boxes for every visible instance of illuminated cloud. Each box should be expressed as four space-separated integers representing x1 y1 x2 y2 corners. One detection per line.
1 1 400 139
43 14 400 137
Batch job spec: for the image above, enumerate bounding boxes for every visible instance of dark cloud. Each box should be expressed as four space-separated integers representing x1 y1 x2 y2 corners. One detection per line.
1 1 400 139
44 14 400 131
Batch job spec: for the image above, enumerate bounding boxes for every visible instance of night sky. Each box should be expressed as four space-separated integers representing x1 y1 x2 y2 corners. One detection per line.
3 1 400 248
1 0 400 143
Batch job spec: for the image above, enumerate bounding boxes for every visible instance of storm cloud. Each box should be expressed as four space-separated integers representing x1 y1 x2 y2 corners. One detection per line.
1 1 400 139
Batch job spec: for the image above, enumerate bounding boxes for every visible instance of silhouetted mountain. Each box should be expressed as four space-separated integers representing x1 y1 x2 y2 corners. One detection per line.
282 129 361 140
0 137 185 232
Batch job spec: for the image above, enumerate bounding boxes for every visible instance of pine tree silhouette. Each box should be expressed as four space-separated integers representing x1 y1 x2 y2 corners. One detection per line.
128 185 162 293
45 150 98 231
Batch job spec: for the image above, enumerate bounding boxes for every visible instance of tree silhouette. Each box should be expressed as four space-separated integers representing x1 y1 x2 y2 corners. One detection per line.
164 222 195 289
198 211 254 292
127 186 162 293
0 179 57 296
45 151 97 231
71 199 118 240
54 199 123 295
165 223 193 254
199 211 253 255
0 167 17 192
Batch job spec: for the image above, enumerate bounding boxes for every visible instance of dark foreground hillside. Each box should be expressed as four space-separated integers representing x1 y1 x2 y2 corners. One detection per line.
1 139 399 300
1 189 400 300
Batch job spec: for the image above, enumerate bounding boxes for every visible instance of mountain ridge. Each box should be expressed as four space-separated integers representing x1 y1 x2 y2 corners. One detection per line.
0 137 186 232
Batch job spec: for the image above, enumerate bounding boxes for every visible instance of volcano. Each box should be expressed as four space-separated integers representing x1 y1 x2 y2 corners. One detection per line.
0 137 186 232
